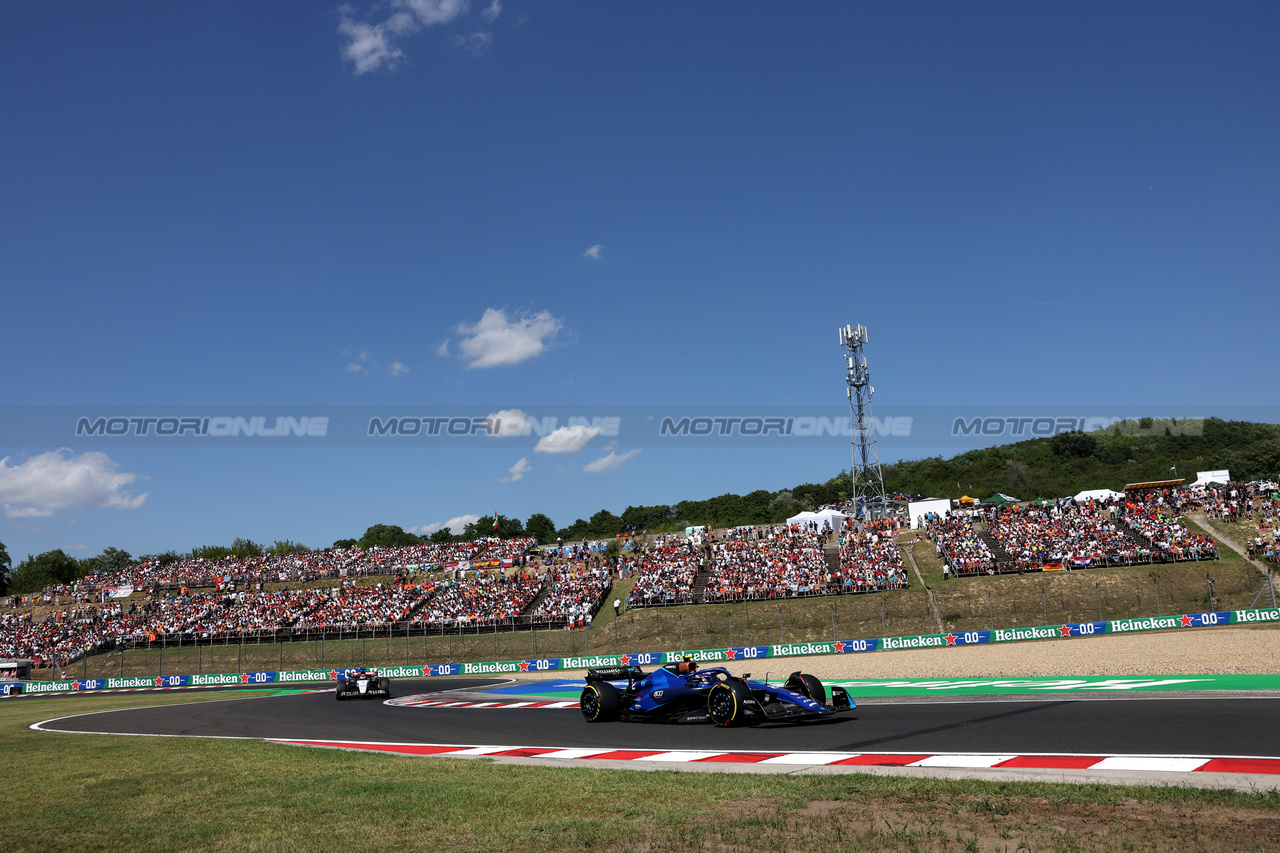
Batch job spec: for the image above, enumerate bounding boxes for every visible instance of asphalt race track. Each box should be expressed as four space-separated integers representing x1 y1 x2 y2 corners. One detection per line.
35 678 1280 760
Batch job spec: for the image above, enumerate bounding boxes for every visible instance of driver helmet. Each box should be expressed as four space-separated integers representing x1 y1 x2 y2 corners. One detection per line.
676 657 698 675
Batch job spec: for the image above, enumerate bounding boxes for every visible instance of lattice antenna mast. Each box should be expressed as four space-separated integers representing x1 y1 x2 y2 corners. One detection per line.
839 323 888 519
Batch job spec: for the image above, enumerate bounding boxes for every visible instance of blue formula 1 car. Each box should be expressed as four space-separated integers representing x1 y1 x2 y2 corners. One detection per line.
579 660 854 726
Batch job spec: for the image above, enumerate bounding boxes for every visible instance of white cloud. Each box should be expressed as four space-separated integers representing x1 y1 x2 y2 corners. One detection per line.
452 31 493 55
535 424 600 456
339 0 474 75
0 450 148 519
482 0 501 23
337 16 405 75
485 408 531 437
435 340 450 357
583 449 641 474
419 513 481 535
452 308 564 368
389 361 411 375
500 456 531 482
343 350 374 374
582 244 603 260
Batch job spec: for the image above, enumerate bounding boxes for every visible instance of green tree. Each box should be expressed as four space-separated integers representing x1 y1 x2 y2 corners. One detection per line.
268 540 310 556
139 550 182 565
0 540 10 596
190 545 232 561
1050 431 1098 459
9 549 81 594
525 513 557 544
428 527 455 544
229 538 264 558
587 509 622 538
332 538 358 549
357 524 420 549
462 515 518 540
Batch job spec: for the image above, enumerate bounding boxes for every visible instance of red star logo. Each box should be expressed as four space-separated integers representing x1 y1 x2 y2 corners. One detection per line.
1180 614 1194 628
154 677 165 687
518 660 530 672
833 641 846 653
1058 624 1074 637
724 648 737 659
945 633 958 645
71 681 81 690
329 669 339 680
240 673 251 684
618 654 632 666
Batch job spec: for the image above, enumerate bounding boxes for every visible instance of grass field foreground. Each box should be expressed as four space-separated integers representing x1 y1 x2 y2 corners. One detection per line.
3 691 1280 852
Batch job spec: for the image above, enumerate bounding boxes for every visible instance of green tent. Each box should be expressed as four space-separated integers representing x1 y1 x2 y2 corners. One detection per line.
982 493 1019 505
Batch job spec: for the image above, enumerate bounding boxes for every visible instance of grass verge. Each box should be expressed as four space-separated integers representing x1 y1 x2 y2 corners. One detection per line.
4 691 1279 852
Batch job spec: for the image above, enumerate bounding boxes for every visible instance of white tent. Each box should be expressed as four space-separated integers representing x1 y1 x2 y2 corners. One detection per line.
1191 469 1231 488
1073 488 1125 502
907 498 952 529
785 508 849 533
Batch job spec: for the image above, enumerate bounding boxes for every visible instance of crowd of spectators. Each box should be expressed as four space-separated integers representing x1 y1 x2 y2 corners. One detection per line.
626 544 703 608
413 573 544 630
1116 489 1218 561
529 567 615 628
39 538 538 602
927 515 996 575
837 522 909 592
983 503 1144 569
702 526 835 601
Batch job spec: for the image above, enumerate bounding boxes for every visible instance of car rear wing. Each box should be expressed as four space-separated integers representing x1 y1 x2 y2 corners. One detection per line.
584 665 645 684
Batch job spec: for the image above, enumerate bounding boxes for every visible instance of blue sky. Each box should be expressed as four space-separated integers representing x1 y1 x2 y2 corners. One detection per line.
1 2 1277 562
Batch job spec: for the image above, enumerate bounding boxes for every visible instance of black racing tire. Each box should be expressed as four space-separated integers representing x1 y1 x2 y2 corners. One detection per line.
793 673 827 706
335 685 346 701
707 678 752 727
580 681 621 722
379 678 391 697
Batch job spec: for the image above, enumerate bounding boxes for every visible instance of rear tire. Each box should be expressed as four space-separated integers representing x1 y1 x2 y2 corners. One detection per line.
580 681 621 722
707 678 752 727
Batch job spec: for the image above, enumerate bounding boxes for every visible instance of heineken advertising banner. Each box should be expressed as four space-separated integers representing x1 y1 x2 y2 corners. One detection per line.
10 608 1279 696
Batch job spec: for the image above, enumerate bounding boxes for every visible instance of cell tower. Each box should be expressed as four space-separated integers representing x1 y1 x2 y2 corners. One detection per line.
839 323 889 520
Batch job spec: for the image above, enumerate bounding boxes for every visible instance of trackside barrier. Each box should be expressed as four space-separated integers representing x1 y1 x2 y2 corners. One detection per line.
7 608 1278 697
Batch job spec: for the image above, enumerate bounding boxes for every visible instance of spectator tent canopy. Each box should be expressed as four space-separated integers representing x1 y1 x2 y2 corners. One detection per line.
1123 479 1185 491
1074 488 1125 502
785 509 849 532
907 498 952 528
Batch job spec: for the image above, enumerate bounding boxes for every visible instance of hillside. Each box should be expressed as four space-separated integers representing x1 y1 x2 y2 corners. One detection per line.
553 417 1280 539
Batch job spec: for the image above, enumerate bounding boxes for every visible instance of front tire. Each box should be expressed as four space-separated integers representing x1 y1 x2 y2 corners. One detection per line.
788 673 827 705
580 681 621 722
335 686 346 701
708 679 752 727
379 677 391 697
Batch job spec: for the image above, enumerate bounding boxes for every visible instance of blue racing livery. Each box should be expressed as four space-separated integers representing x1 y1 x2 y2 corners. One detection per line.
580 659 855 727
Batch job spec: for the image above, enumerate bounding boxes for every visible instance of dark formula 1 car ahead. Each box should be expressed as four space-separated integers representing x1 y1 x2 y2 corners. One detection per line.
335 667 391 701
580 661 854 726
